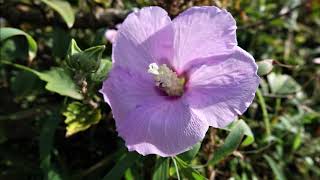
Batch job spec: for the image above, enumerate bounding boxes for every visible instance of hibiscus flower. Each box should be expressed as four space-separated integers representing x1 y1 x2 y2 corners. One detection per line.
100 6 260 157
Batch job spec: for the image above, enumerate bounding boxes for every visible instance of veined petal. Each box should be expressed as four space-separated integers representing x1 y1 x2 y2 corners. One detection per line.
118 99 208 157
113 6 174 74
184 47 259 128
100 67 208 157
100 67 160 122
172 6 237 72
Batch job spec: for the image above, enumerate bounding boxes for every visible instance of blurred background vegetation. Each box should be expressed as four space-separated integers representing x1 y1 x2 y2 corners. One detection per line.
0 0 319 179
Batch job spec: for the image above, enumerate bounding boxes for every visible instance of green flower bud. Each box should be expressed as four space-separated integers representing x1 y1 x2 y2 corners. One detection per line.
66 39 105 73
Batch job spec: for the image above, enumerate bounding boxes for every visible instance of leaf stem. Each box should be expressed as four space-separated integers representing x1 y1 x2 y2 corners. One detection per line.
172 157 181 180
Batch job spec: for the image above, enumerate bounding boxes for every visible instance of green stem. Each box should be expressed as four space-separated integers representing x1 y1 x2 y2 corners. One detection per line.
172 157 181 180
256 89 271 136
275 98 282 116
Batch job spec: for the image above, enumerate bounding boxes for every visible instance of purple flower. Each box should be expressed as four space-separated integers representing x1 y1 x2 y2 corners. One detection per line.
104 29 118 43
100 6 259 157
104 24 121 43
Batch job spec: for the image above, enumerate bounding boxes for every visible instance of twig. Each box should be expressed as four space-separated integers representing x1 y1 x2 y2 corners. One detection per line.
74 154 114 178
0 104 57 121
238 2 308 30
0 2 129 29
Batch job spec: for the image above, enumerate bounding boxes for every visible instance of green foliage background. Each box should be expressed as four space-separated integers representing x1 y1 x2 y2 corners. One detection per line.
0 0 319 179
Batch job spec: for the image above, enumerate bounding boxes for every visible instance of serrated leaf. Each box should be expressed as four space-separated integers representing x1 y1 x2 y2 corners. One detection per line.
2 61 83 100
63 102 101 137
102 152 140 180
173 157 206 180
0 27 37 60
152 158 169 180
267 72 301 95
257 59 274 76
41 0 75 28
208 120 248 166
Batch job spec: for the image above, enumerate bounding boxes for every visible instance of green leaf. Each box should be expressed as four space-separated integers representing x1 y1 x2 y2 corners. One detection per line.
208 120 247 166
66 39 105 73
267 72 301 95
0 27 37 60
292 130 302 150
173 157 206 180
257 59 274 76
124 169 134 180
10 70 44 99
41 0 75 28
39 68 83 100
0 37 29 61
152 158 170 180
263 155 286 180
0 123 7 144
52 27 71 58
91 58 112 82
178 142 201 162
66 39 82 57
224 119 255 146
39 114 60 162
79 45 106 73
2 61 83 100
39 113 62 180
102 152 140 180
63 102 102 137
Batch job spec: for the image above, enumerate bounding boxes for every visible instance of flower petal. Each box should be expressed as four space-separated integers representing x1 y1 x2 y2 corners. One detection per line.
172 6 237 72
100 67 208 157
104 29 118 43
100 66 160 122
113 6 174 74
118 99 208 157
184 47 259 128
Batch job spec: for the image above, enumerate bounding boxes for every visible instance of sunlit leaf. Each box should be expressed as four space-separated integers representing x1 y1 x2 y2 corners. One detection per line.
41 0 75 28
0 27 37 60
39 68 83 100
257 59 274 76
267 72 301 95
63 101 102 137
2 61 83 100
224 119 255 146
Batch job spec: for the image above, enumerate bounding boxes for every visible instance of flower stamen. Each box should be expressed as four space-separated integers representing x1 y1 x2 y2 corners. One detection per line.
148 63 185 96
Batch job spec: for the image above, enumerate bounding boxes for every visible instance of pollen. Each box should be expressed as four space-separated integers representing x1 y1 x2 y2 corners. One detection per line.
148 63 185 96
